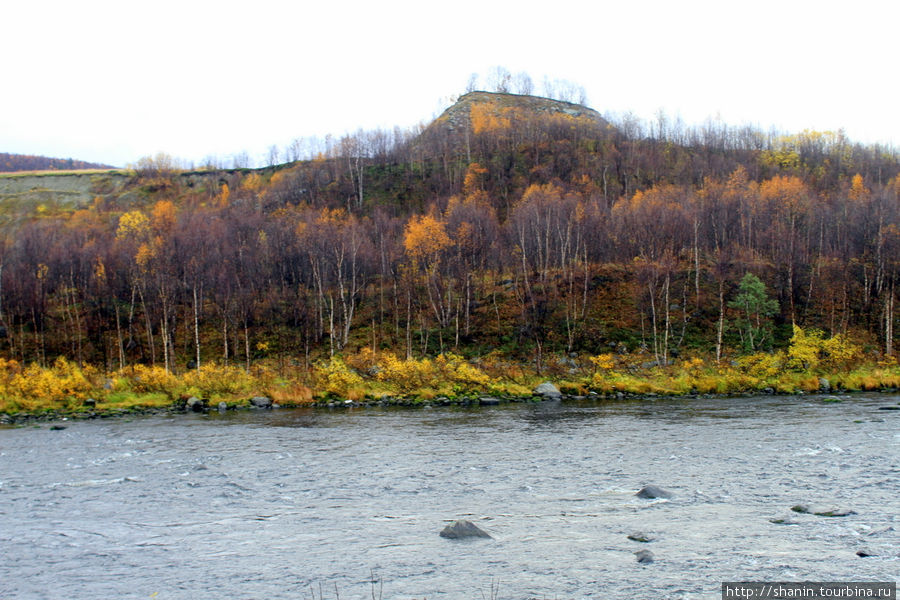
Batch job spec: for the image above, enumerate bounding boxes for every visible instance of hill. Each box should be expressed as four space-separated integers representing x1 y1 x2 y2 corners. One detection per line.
429 91 609 134
1 91 900 385
0 152 116 173
412 91 613 163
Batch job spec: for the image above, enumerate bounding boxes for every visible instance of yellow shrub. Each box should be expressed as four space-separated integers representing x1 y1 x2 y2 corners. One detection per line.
786 325 864 372
377 353 433 392
786 326 823 371
737 352 783 379
589 353 617 371
486 381 532 397
113 364 178 394
344 347 379 374
435 353 492 388
314 357 364 397
681 356 706 372
376 353 491 394
181 364 263 398
820 333 864 370
8 358 97 410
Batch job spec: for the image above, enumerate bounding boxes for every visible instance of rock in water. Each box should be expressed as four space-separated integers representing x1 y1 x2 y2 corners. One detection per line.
250 396 272 409
627 532 656 543
813 508 856 517
533 382 562 399
217 401 228 413
49 425 67 431
634 550 654 563
186 397 205 412
439 520 492 539
791 504 856 517
635 485 673 499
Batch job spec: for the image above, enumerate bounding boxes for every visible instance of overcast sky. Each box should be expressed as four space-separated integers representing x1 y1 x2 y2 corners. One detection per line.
3 0 897 168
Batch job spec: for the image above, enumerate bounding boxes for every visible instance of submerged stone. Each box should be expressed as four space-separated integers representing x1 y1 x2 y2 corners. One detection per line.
791 504 855 517
813 508 856 517
634 549 654 563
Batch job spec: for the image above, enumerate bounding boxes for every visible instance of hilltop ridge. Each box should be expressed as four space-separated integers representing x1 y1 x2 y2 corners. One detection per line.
433 91 609 132
0 152 115 173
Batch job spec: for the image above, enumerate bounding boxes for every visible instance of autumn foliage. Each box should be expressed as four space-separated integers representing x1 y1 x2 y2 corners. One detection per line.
2 91 900 409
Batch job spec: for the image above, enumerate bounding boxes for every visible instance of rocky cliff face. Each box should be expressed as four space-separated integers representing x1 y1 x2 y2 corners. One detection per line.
0 170 235 212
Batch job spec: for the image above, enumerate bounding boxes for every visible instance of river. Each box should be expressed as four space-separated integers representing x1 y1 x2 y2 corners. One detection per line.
1 395 897 599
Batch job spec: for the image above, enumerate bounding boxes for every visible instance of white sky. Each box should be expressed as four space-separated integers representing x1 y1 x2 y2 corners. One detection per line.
2 0 898 167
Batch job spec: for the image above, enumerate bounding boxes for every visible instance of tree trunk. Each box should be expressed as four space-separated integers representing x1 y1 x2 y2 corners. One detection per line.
648 281 659 365
244 318 251 372
193 285 201 370
662 273 670 366
139 287 155 366
716 279 725 364
885 283 894 357
114 302 125 369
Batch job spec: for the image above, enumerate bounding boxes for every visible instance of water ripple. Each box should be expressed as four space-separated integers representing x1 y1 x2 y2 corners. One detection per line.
1 394 898 599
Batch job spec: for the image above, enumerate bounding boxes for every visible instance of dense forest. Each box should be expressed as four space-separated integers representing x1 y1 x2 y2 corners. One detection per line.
2 90 900 380
0 153 114 173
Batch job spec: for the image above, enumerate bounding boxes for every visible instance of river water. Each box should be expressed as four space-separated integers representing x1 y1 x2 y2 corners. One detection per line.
1 395 897 599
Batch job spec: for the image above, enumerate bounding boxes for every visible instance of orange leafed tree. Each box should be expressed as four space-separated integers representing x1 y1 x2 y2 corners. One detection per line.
404 214 451 263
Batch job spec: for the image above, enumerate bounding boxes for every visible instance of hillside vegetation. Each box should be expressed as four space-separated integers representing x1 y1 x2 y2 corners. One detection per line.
2 90 900 411
0 152 115 173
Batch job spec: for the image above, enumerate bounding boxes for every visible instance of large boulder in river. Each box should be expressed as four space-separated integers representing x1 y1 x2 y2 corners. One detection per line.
533 382 562 399
635 485 673 500
439 520 492 539
250 396 272 409
186 397 206 413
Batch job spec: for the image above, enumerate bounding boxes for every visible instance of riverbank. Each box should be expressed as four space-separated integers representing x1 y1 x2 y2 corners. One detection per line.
4 383 900 426
3 327 900 421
